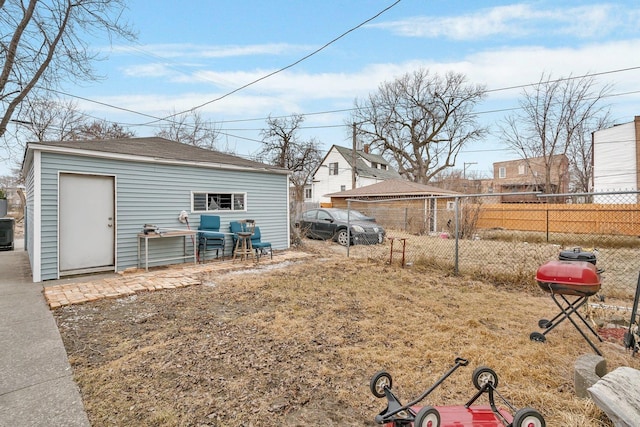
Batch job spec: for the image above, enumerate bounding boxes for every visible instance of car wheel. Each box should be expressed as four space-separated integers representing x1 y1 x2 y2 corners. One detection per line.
336 229 350 246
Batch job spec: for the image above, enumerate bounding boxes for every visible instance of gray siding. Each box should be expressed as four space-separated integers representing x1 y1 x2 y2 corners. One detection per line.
25 162 35 276
38 152 289 280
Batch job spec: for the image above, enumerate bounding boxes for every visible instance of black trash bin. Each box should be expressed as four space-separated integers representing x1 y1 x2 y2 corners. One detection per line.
0 218 15 251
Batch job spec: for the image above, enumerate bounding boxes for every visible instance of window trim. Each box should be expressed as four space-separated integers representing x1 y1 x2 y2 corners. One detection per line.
328 162 339 175
498 167 506 179
191 191 247 213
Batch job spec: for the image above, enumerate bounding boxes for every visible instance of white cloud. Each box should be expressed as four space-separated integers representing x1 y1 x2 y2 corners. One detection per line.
371 3 629 40
111 42 313 59
86 39 640 141
102 38 640 125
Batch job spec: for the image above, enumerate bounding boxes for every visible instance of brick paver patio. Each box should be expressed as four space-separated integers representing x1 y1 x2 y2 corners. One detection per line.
44 251 312 309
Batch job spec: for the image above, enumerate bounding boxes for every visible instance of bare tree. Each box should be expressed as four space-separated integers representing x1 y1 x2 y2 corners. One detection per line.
258 114 322 223
72 119 135 140
155 110 219 150
0 0 135 158
11 97 134 144
352 69 487 184
567 117 611 193
15 98 88 142
431 168 484 193
500 73 612 194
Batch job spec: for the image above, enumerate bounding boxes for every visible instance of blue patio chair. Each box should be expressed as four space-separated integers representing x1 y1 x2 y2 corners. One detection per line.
198 215 226 262
251 226 272 260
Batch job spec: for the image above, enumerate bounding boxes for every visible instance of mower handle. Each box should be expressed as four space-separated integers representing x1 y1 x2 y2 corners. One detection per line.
454 357 469 367
401 357 469 410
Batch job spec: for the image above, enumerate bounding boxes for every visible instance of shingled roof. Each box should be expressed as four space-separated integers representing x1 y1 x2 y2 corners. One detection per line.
332 145 401 180
24 137 287 173
325 179 459 198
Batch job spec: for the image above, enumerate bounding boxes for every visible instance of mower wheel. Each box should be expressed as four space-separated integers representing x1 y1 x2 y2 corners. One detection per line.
370 371 392 398
414 406 440 427
512 407 545 427
530 332 546 343
472 366 498 390
538 319 552 328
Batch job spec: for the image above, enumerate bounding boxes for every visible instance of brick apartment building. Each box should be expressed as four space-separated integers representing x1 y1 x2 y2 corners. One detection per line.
488 154 569 203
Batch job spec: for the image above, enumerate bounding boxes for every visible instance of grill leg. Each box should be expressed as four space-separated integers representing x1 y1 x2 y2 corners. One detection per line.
540 295 587 336
540 295 585 331
547 293 603 356
557 294 603 341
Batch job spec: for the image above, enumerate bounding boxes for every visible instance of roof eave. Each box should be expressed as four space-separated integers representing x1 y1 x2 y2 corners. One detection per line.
24 143 289 175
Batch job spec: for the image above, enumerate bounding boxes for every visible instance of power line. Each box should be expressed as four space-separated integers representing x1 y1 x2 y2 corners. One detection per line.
141 0 403 125
28 45 640 138
485 67 640 93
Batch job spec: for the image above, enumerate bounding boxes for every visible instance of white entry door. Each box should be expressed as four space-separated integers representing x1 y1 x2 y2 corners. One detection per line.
59 173 115 273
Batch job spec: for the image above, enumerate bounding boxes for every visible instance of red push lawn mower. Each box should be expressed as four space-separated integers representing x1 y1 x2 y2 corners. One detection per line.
370 357 545 427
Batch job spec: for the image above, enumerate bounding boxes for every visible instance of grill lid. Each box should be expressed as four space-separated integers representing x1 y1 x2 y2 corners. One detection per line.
536 260 601 286
535 260 601 296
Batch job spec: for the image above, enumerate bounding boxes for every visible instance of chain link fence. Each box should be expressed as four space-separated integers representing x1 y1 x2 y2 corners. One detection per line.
329 191 640 314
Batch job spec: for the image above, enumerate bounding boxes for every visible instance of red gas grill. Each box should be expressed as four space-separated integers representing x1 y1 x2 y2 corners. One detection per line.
530 260 604 355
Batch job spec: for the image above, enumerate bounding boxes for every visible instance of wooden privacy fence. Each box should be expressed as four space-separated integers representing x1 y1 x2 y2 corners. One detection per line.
476 203 640 236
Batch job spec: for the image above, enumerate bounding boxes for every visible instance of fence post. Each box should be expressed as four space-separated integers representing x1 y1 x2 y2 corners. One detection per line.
347 200 351 258
454 196 460 275
404 207 408 232
546 205 549 242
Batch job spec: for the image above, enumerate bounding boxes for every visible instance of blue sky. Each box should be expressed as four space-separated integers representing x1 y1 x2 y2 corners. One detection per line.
5 0 640 177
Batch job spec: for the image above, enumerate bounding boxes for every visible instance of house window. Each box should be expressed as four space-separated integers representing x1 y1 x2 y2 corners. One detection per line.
446 201 455 211
193 192 246 212
498 167 506 179
340 185 346 191
371 162 378 169
304 188 312 199
328 162 338 175
518 164 525 175
380 164 387 170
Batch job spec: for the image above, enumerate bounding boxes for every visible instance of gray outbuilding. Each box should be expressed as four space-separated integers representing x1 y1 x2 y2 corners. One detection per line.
22 137 289 282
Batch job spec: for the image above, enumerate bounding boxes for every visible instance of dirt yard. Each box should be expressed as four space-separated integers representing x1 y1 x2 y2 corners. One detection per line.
54 241 640 426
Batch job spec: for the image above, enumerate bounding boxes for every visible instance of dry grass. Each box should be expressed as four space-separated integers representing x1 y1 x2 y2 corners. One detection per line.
54 242 640 426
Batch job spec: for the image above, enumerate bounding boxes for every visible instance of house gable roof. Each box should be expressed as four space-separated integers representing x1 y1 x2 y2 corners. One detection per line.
24 137 287 174
325 179 460 198
330 145 401 180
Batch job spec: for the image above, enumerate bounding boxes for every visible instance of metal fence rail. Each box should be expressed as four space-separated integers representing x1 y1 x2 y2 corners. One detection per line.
336 191 640 309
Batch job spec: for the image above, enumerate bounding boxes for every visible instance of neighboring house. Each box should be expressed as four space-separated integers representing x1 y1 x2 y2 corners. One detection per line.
21 137 289 282
592 116 640 203
325 179 459 234
310 144 401 205
491 154 569 202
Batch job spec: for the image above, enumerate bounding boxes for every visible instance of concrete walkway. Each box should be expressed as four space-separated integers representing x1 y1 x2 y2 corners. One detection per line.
0 239 90 427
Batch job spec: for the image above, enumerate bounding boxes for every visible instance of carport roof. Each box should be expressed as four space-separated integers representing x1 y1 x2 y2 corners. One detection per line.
325 179 460 198
23 137 288 174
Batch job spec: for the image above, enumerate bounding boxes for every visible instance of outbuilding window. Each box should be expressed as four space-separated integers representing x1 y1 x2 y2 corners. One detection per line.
192 192 246 212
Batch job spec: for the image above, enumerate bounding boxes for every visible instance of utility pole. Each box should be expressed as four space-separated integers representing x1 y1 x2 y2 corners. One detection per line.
463 162 477 179
351 122 357 189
